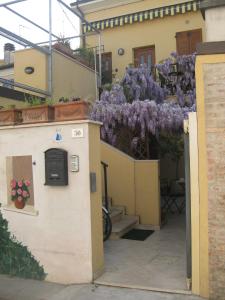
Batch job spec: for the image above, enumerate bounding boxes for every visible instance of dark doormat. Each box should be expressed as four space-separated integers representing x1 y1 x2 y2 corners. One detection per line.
121 229 154 241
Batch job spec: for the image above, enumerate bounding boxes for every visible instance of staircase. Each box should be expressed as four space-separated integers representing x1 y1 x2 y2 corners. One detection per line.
101 161 139 240
109 204 139 240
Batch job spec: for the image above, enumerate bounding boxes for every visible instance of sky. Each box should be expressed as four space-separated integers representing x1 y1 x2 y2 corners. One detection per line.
0 0 80 59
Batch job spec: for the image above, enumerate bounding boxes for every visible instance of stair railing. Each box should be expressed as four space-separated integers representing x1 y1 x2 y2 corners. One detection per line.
101 161 109 211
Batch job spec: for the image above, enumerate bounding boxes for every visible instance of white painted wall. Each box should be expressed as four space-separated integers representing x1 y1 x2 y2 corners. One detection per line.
0 120 102 284
205 7 225 42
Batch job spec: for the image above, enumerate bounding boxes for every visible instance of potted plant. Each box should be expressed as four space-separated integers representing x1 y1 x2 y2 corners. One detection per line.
22 97 54 124
11 179 31 209
54 97 90 122
0 105 22 126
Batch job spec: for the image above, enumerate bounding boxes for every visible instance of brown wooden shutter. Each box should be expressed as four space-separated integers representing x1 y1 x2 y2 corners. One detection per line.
176 29 202 55
189 29 202 54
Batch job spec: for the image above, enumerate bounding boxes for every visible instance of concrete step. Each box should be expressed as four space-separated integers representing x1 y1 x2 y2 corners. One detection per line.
112 205 126 215
110 207 124 224
110 215 139 240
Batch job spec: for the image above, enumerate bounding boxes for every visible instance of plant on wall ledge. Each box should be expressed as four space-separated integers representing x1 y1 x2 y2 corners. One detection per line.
0 205 46 280
11 179 31 209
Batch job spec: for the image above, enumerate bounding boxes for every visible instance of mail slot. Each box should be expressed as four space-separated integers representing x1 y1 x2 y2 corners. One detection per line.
45 148 68 186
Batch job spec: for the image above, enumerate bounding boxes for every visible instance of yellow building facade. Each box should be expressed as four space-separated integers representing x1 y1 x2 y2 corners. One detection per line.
72 0 205 80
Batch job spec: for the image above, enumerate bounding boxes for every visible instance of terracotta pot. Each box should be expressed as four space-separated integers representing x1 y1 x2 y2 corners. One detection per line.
22 105 54 124
14 199 26 209
54 101 90 122
0 109 22 126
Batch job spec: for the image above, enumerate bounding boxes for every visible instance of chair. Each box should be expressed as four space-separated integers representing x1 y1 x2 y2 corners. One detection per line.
168 180 185 214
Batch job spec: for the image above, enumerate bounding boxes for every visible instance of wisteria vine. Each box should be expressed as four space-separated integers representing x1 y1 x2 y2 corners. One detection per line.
90 53 196 153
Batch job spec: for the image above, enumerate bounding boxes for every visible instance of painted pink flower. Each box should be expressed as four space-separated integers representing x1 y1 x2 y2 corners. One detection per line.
17 196 23 202
25 180 31 187
18 180 23 187
11 190 16 196
11 179 16 188
22 190 28 197
17 188 22 195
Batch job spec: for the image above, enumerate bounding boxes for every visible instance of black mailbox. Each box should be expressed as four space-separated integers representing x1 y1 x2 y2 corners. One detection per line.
45 148 68 186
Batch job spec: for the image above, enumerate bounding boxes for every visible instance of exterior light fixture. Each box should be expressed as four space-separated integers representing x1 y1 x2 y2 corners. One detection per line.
24 66 34 74
118 48 125 56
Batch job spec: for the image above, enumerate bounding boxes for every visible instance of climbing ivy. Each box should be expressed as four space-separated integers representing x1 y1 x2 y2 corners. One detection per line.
0 206 46 280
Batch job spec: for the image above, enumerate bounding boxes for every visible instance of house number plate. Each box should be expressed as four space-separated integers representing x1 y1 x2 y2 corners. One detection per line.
72 128 84 138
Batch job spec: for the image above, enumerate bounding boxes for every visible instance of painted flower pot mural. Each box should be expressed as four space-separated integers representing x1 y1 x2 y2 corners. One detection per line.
11 179 31 209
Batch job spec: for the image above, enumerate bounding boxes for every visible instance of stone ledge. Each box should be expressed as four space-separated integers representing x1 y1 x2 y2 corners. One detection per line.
3 204 39 216
197 41 225 55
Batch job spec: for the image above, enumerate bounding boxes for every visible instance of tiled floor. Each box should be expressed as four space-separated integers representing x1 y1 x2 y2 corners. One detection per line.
95 213 187 292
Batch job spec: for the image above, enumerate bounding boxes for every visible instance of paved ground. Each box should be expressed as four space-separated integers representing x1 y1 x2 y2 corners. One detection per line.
96 213 187 292
0 275 204 300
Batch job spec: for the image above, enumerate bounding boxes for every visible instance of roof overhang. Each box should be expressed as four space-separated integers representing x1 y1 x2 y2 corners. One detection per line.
71 0 141 14
200 0 225 18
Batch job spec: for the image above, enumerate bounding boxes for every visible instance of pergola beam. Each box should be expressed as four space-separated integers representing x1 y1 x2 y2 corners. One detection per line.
0 77 51 96
36 31 97 45
0 31 27 47
0 0 27 8
5 6 60 40
0 26 50 55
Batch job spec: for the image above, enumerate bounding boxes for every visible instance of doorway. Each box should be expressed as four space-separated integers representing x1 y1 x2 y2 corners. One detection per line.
101 52 112 85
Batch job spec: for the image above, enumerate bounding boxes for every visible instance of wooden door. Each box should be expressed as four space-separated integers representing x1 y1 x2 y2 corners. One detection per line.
101 52 112 84
134 46 155 70
176 29 202 55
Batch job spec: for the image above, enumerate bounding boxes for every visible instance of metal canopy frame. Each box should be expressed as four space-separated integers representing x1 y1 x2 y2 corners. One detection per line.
0 0 102 98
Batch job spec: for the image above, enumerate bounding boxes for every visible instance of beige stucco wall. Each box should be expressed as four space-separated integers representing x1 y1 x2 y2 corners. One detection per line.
135 161 160 226
195 54 209 299
14 48 48 94
101 141 160 227
205 7 225 42
88 123 104 279
84 0 199 21
85 1 205 79
188 112 200 295
13 48 97 101
52 50 97 102
0 120 103 284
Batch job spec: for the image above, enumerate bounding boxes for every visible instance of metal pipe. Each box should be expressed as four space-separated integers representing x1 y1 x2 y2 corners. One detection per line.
0 0 27 7
0 26 50 55
98 33 102 87
5 6 60 40
0 77 51 96
56 0 100 34
94 48 98 100
48 0 53 96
